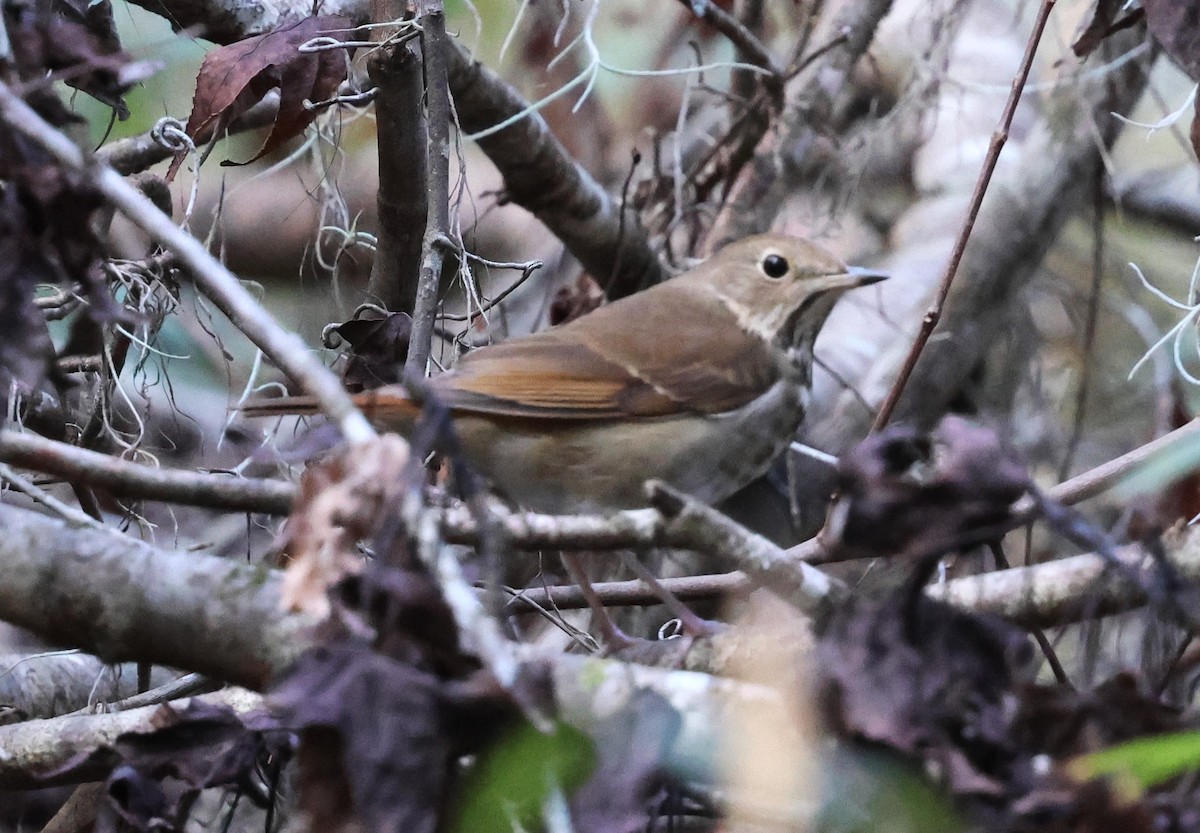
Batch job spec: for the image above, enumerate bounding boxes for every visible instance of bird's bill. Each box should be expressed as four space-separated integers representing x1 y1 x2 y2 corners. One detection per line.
802 266 889 296
844 265 889 287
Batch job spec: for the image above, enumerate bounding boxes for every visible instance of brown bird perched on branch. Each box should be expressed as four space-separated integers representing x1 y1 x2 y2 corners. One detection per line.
243 234 885 512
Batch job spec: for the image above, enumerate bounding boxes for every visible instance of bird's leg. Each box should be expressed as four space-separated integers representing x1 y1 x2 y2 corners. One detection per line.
620 551 719 637
560 551 636 651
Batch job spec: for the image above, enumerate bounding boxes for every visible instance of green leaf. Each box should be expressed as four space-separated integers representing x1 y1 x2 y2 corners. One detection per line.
452 721 595 833
1068 730 1200 798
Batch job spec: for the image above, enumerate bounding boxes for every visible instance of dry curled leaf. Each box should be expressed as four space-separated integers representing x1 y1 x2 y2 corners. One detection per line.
325 308 413 392
272 591 534 833
549 273 605 326
818 591 1034 798
3 0 156 119
0 121 129 391
1071 0 1144 59
272 643 449 833
276 435 411 616
169 15 356 179
39 700 284 833
820 416 1031 561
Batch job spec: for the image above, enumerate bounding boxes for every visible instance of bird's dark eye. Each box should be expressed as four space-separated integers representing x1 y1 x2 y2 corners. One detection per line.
761 253 789 279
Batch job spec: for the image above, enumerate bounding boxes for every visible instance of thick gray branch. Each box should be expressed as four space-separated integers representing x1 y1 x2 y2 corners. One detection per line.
0 505 315 690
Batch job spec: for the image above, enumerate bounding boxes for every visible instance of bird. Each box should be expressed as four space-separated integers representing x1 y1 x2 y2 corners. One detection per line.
243 234 885 513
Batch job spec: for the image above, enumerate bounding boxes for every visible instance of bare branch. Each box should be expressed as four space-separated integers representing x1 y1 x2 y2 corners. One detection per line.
928 525 1200 630
1035 417 1200 507
121 0 369 44
0 506 779 793
122 0 667 300
647 481 846 616
802 23 1150 474
61 673 215 716
441 501 665 549
507 571 748 610
407 3 453 375
0 430 296 515
0 652 173 720
708 0 895 247
514 526 1200 634
96 95 281 176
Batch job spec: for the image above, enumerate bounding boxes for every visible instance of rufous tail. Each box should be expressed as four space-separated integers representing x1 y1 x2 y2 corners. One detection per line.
239 394 322 418
240 387 421 432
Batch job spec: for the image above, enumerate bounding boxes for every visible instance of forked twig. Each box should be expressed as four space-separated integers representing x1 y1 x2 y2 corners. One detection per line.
871 0 1058 431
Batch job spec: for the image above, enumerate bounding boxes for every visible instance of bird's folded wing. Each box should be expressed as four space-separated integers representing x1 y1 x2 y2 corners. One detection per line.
436 295 781 419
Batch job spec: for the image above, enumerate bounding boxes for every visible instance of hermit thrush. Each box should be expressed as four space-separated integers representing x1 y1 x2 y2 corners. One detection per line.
244 234 884 512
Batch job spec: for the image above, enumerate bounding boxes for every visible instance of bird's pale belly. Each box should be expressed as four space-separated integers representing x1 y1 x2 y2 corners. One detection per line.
454 379 805 513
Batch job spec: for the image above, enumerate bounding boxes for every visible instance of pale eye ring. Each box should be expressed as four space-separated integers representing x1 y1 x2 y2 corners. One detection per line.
761 253 790 279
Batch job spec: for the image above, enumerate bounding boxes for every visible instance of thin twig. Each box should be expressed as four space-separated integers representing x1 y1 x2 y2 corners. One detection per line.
506 571 748 610
512 525 1200 633
62 673 216 716
870 0 1058 431
673 0 784 79
729 0 766 103
406 3 453 375
0 82 376 444
989 541 1070 687
0 430 296 515
0 463 107 531
785 29 851 80
437 259 544 321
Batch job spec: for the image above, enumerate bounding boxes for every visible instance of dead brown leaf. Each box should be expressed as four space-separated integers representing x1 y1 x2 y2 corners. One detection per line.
820 416 1031 561
325 308 414 392
272 643 450 833
817 590 1034 798
170 15 356 179
3 1 156 118
0 123 129 391
275 435 411 617
549 272 605 326
39 700 286 832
